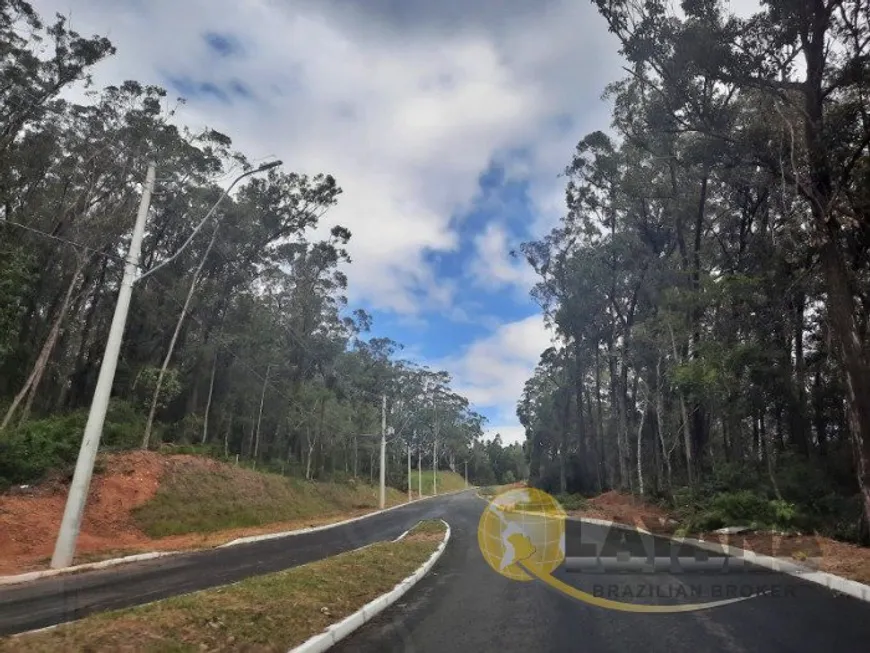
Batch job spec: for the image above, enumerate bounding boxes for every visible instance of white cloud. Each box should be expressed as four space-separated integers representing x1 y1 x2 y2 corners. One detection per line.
42 0 620 437
467 222 538 295
437 313 553 422
483 425 526 446
44 0 621 315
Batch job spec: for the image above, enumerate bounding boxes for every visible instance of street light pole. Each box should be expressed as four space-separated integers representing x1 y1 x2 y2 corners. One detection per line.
433 434 437 496
50 159 282 569
432 401 438 496
407 431 412 502
137 160 282 284
51 163 156 569
379 394 386 510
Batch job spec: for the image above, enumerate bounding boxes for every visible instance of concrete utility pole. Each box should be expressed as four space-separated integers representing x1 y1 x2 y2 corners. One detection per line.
51 163 156 569
407 431 413 502
465 459 468 488
418 444 423 498
432 400 438 496
50 159 282 569
379 394 386 510
433 436 438 496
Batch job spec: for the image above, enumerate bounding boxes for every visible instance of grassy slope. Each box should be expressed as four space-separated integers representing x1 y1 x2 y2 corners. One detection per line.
1 520 447 653
133 458 406 537
409 469 467 495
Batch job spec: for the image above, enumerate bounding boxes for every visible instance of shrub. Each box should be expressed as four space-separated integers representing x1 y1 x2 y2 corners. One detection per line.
0 401 145 489
0 413 85 488
556 493 588 511
679 490 803 533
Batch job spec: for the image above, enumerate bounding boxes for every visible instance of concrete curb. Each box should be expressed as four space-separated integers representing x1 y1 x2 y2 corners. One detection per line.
0 488 470 587
0 551 179 587
505 505 870 604
288 519 451 653
219 488 468 548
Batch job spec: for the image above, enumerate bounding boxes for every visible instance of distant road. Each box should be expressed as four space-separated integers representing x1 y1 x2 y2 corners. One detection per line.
334 492 870 653
0 493 467 636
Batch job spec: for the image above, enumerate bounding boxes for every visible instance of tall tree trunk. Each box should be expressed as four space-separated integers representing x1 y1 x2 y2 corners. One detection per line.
253 363 271 461
791 292 809 455
655 356 672 488
668 322 694 486
799 0 870 529
594 346 606 488
305 423 315 481
636 381 648 496
202 351 218 444
142 226 219 449
609 348 629 489
1 256 86 430
223 413 232 458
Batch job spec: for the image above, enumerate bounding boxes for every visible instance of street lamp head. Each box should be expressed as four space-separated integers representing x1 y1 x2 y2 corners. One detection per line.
256 160 282 173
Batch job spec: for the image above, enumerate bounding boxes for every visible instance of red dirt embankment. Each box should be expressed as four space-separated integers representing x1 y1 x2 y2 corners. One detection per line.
577 490 674 531
0 452 383 575
0 452 187 574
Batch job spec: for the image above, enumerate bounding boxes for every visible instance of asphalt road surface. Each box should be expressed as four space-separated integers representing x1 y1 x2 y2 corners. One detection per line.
0 493 461 636
334 492 870 653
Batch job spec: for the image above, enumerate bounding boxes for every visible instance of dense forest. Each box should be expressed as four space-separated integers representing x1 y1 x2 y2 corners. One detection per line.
519 0 870 542
0 0 524 490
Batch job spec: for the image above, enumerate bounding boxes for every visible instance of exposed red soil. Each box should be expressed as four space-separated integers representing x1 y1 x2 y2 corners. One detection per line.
0 452 166 573
569 491 870 585
576 490 675 532
0 452 386 575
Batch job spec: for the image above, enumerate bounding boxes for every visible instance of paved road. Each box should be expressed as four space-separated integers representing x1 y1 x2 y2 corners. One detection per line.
335 492 870 653
0 494 464 636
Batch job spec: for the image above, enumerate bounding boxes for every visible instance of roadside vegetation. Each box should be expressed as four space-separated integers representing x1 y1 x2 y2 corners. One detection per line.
0 0 530 537
0 451 408 574
408 470 467 496
133 455 405 537
0 520 447 653
517 0 870 547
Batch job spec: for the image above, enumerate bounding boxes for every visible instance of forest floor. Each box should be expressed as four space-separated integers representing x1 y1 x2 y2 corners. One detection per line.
0 451 406 575
568 491 870 585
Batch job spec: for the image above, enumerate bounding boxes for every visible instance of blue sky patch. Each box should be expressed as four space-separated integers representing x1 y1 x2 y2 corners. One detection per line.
204 32 245 58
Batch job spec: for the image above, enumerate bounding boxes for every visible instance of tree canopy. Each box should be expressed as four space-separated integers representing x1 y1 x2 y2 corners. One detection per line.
519 0 870 540
0 0 516 489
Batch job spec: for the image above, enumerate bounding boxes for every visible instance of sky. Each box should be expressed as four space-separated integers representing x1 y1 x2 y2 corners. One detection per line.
41 0 627 445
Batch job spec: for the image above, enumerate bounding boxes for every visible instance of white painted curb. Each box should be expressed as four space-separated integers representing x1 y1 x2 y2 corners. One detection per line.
219 488 468 547
0 551 179 587
288 519 451 653
0 488 470 587
504 504 870 604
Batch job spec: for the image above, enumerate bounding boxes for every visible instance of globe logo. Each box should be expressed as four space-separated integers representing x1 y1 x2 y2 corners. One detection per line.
477 487 566 581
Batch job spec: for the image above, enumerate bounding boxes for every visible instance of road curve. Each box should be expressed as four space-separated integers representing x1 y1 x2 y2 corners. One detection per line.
0 492 468 636
334 492 870 653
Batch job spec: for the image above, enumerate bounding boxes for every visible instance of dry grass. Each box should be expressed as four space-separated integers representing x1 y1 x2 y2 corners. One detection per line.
0 520 447 653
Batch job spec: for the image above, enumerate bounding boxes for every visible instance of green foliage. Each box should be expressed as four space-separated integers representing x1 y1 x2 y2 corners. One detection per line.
131 367 182 412
133 461 405 537
518 0 870 549
0 413 85 488
556 493 588 511
167 413 204 445
0 400 145 489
